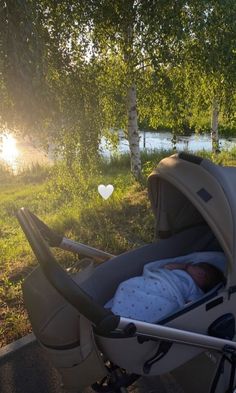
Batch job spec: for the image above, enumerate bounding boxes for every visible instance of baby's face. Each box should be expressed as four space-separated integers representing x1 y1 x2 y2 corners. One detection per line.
186 264 208 289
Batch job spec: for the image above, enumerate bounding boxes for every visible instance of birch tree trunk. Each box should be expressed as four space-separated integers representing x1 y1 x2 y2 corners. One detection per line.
211 97 220 153
127 83 141 180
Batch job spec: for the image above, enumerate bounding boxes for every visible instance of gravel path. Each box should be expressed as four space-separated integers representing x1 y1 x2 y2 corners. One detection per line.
0 341 184 393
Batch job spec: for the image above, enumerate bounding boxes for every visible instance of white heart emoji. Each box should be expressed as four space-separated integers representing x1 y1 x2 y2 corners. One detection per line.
98 184 114 200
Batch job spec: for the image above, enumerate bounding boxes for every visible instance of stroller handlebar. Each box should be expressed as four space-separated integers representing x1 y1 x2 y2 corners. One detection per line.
28 211 114 261
27 211 63 247
16 207 120 334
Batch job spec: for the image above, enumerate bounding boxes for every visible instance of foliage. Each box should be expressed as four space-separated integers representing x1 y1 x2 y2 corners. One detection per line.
0 0 51 130
137 1 236 136
0 1 105 169
182 1 236 130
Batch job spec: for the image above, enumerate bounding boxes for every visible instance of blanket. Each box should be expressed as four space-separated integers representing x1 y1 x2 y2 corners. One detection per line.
106 251 226 323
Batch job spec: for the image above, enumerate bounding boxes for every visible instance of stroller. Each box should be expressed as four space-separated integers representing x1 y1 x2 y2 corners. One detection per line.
17 152 236 393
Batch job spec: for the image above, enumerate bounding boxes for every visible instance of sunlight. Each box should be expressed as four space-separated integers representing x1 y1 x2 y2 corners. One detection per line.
0 134 19 167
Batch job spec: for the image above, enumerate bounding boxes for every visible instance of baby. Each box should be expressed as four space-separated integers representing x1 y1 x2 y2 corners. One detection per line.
106 260 223 323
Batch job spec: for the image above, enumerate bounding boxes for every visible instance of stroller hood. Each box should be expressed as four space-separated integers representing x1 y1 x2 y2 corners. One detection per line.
148 153 235 277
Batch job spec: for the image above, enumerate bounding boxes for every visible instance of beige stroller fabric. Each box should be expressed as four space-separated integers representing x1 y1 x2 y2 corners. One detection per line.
148 153 234 283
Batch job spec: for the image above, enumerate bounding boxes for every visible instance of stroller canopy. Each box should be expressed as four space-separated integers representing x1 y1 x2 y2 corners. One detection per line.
148 152 235 279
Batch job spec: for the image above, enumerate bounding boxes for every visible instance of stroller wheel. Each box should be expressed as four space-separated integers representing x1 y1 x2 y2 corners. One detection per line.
91 365 139 393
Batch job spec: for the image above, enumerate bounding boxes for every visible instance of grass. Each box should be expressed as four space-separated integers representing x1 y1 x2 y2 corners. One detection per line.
1 147 236 347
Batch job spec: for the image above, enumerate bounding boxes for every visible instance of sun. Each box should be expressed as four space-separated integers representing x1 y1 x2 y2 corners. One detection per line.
0 134 19 166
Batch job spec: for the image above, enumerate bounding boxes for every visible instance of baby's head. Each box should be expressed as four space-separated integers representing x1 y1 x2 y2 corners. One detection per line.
186 262 224 292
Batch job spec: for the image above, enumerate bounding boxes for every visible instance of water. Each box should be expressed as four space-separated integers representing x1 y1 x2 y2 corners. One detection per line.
1 131 236 172
0 134 52 173
100 131 236 157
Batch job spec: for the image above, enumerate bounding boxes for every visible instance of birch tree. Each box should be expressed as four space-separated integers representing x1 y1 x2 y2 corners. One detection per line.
138 0 236 151
211 97 220 152
183 1 236 152
76 0 188 179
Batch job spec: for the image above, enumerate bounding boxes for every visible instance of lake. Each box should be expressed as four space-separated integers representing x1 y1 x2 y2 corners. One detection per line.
100 131 236 158
0 131 236 172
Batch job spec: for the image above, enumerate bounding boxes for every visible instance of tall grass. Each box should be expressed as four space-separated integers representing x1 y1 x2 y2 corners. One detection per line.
0 160 14 183
16 162 52 184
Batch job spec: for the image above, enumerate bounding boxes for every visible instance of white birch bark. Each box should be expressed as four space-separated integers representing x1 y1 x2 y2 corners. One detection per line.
127 83 141 180
211 98 220 153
